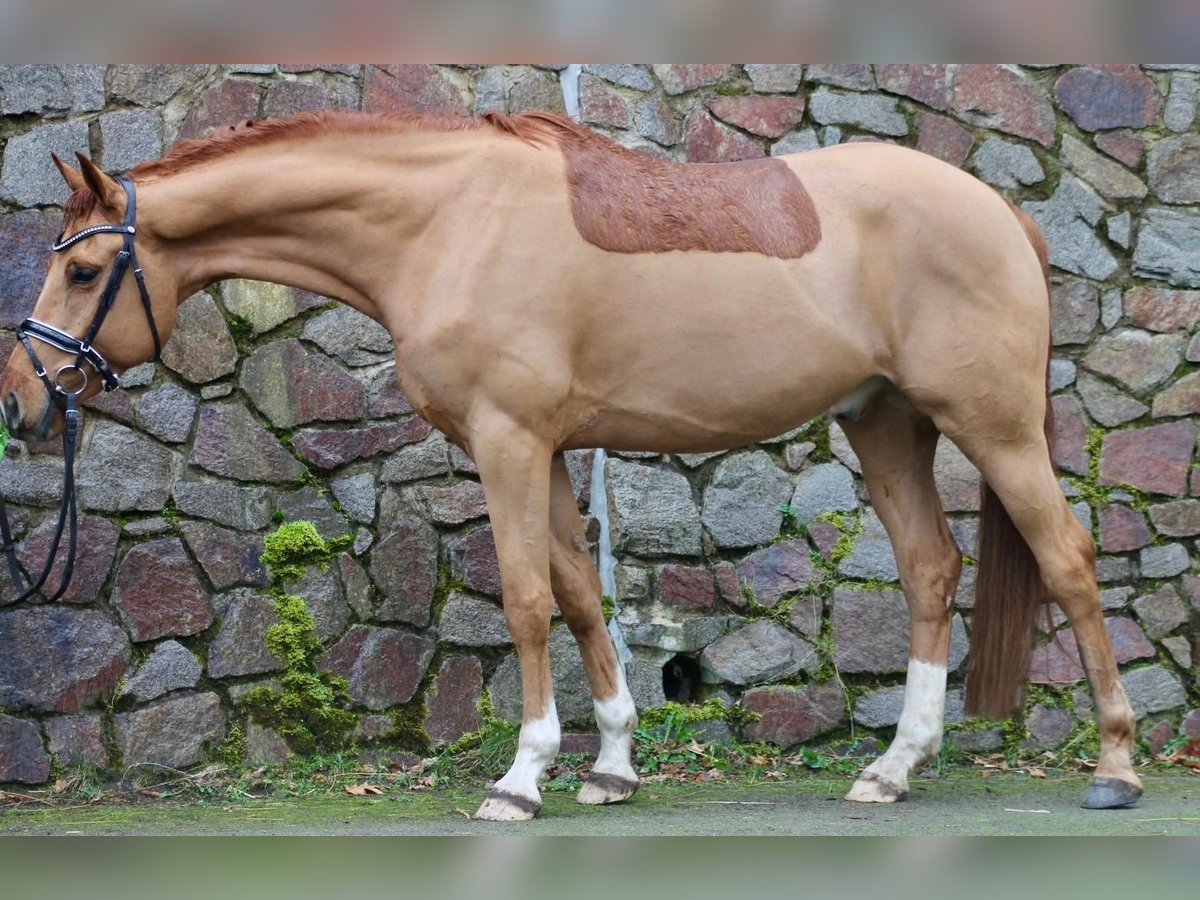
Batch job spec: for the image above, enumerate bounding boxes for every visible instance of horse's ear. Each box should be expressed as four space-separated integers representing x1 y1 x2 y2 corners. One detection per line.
51 153 87 194
74 152 124 210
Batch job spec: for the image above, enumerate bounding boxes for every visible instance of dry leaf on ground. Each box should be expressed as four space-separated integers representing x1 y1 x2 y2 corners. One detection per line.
1158 740 1200 771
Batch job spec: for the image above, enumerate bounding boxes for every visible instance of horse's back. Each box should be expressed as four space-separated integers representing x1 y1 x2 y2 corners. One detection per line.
777 141 1036 267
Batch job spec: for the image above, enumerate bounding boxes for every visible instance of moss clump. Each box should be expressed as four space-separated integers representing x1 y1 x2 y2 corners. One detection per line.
226 313 255 355
639 697 760 731
806 631 840 684
813 510 856 531
214 722 247 767
741 584 809 628
265 593 322 665
0 421 8 457
242 521 358 756
160 503 180 527
818 511 863 565
240 592 357 755
260 521 350 581
1025 684 1074 711
389 704 431 752
431 557 465 623
794 419 833 464
600 595 616 623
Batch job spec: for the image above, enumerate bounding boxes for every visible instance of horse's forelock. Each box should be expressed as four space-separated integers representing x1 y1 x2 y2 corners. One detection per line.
62 188 101 230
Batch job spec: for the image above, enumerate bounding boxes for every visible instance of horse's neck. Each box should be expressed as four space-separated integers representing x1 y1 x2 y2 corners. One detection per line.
140 128 499 323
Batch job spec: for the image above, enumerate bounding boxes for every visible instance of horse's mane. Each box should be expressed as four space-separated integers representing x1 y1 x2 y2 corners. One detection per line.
62 108 590 227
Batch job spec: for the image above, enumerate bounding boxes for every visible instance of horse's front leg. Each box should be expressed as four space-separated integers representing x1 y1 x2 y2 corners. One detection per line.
547 453 639 805
470 424 559 822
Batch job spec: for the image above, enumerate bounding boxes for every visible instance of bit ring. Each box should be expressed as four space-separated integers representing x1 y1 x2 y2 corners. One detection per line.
53 364 88 396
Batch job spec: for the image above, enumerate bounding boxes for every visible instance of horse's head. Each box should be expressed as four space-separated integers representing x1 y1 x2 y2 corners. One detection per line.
1 153 179 442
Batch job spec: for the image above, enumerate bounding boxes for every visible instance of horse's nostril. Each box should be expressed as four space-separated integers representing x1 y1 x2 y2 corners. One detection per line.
4 391 20 430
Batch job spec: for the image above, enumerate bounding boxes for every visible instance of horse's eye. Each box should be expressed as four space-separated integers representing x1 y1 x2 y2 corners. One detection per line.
71 268 98 286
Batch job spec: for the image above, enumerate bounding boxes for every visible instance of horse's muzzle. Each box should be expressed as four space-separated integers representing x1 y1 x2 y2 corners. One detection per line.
0 372 61 443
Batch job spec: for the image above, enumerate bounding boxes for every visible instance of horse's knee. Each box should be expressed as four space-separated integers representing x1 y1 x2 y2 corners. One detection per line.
502 592 554 646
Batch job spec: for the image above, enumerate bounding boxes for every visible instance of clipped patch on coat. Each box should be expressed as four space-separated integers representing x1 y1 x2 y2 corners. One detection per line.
550 125 821 258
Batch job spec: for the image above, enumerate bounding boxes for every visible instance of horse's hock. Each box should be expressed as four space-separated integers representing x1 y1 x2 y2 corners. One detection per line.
0 64 1198 787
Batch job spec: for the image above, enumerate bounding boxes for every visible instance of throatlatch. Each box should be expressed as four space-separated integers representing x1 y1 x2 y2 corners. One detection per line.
0 176 160 602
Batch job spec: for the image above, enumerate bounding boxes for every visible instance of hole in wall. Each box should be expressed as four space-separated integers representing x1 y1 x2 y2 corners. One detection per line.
661 654 701 703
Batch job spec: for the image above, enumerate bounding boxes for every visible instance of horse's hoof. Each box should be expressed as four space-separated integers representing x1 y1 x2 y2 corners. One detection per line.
577 772 640 805
474 789 541 821
1081 776 1142 810
845 772 907 803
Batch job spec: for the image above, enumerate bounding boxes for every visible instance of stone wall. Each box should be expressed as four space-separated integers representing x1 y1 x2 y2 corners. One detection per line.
0 64 1198 784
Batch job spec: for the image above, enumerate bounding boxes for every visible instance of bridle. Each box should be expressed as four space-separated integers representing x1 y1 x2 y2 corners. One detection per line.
19 176 162 400
0 175 162 603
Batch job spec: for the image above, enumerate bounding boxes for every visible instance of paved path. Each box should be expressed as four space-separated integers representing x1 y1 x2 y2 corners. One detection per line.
2 772 1197 835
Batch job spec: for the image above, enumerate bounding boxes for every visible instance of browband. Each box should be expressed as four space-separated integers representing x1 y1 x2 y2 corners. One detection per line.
51 222 136 252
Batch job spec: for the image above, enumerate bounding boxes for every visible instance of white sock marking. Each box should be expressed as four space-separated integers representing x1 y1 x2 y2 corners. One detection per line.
864 659 947 789
493 699 560 799
592 678 638 779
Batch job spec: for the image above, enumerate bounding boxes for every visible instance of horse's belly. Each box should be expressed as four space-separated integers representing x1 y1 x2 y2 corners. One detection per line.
562 359 873 453
559 253 881 453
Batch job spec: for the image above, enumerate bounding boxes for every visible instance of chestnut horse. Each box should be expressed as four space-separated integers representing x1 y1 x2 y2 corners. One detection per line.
0 110 1140 819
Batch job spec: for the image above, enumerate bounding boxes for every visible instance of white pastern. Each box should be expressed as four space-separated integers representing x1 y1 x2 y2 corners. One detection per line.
493 700 561 801
848 659 947 801
591 686 638 779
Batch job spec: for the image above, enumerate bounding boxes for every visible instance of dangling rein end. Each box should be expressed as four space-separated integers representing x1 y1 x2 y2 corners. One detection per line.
0 370 84 604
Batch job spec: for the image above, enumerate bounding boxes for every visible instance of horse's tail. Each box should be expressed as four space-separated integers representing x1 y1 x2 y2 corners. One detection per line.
964 201 1054 718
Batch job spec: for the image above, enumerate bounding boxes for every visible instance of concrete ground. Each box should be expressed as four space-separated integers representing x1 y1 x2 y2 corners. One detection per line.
1 771 1197 836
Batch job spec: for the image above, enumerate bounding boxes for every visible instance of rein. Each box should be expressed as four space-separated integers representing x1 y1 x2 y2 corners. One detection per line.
0 395 79 602
0 176 160 602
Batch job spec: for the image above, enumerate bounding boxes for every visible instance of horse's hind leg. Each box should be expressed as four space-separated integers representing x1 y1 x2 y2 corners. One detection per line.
470 426 560 822
548 453 639 805
951 428 1141 809
838 392 963 802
